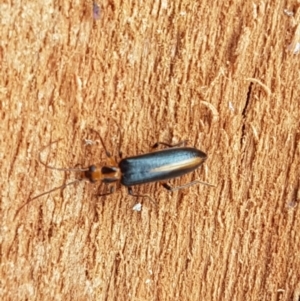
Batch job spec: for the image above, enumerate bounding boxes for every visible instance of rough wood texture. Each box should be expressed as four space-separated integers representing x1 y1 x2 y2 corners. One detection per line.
1 1 300 300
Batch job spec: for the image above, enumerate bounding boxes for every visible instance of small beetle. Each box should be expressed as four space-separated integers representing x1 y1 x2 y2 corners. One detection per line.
17 127 214 212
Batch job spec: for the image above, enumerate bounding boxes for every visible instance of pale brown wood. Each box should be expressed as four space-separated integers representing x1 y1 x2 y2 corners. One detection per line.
1 1 300 301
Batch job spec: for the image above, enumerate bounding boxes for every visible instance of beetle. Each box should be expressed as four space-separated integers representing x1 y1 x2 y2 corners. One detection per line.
16 128 214 213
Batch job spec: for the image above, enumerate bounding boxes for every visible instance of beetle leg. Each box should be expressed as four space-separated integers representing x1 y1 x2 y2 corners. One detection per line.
113 119 123 159
152 140 188 149
97 185 115 196
127 187 157 206
89 128 112 158
90 119 123 159
162 180 215 191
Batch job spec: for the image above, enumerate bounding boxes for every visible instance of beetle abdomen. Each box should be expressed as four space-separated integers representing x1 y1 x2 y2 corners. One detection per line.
119 147 206 186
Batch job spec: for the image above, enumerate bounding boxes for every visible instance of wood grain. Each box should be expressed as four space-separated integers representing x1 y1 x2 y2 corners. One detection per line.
1 1 300 300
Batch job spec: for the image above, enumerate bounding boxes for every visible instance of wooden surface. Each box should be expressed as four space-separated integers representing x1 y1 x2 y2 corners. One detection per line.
1 1 300 300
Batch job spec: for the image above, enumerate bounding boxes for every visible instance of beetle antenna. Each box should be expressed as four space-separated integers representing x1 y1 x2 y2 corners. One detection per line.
162 180 216 191
38 139 89 172
15 179 81 218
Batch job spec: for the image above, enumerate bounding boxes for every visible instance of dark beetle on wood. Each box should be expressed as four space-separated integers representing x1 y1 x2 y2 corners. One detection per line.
17 127 214 213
